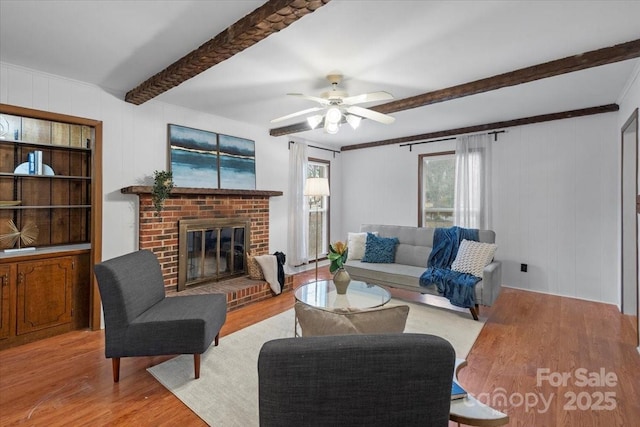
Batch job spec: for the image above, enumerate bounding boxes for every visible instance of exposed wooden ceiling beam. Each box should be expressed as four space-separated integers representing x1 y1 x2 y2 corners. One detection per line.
125 0 330 105
270 38 640 137
341 104 619 151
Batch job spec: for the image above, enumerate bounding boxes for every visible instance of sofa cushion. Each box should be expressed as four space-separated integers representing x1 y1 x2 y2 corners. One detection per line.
347 231 377 260
362 233 399 263
347 261 425 288
451 239 497 278
361 225 433 267
294 302 409 337
345 260 484 302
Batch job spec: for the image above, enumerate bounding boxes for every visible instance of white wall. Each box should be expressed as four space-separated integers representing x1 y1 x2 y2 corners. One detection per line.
493 116 618 303
342 113 620 305
0 62 342 266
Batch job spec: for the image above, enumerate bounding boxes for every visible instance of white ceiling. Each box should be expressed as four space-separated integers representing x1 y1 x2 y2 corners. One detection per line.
1 0 639 148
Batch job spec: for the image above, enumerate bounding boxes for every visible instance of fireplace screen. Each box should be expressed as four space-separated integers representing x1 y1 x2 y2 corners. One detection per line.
178 218 250 291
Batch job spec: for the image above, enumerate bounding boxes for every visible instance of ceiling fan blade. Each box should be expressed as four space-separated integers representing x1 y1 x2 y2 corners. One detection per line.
346 105 395 124
270 107 324 123
342 91 394 105
287 93 331 106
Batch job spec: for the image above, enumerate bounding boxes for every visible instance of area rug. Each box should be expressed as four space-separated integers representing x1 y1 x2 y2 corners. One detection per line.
147 299 485 426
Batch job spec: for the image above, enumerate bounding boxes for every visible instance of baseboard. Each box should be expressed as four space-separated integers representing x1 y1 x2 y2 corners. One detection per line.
285 259 330 275
501 285 619 308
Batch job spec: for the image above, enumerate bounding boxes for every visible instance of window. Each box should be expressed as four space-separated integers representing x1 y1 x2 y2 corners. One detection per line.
308 159 330 261
419 152 455 228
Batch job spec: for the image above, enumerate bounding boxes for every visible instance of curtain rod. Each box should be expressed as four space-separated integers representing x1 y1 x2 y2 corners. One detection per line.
399 130 506 151
288 141 340 157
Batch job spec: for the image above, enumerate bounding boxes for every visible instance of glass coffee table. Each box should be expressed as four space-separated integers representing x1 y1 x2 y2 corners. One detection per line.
293 279 391 335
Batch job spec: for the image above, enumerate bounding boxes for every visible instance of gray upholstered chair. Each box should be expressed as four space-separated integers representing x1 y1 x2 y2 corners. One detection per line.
258 333 455 427
94 250 227 382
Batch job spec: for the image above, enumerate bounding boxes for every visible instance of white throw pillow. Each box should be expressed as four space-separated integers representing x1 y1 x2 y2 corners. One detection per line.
347 231 377 260
451 239 497 278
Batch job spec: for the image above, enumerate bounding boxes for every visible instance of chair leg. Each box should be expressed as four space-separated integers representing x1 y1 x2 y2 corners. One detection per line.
194 354 201 379
112 358 121 383
214 332 220 346
469 306 479 321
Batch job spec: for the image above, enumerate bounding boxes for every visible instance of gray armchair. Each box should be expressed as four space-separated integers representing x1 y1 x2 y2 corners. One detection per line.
258 333 455 427
94 250 227 382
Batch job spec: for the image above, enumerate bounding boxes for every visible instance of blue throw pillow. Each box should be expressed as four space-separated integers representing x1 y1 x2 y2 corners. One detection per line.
362 233 399 263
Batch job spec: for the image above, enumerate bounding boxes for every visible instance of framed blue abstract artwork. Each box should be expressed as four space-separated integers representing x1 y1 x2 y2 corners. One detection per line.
168 124 256 190
219 134 256 190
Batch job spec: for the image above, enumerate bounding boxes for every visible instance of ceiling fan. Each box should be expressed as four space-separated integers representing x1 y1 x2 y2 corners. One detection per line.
270 74 395 134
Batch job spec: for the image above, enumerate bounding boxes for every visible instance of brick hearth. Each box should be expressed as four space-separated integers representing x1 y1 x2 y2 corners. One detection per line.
121 186 284 309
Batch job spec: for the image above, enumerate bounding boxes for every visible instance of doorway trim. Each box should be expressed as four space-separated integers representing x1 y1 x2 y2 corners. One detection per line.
621 107 638 347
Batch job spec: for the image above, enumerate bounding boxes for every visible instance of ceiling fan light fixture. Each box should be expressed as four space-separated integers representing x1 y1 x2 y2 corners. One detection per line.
325 106 342 124
325 121 340 134
307 114 323 129
273 73 395 135
346 114 362 130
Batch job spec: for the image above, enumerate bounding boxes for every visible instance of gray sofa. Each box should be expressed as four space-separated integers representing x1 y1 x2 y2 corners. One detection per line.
343 224 502 320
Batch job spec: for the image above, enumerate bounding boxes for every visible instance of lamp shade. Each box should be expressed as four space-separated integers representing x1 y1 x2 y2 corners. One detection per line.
307 114 323 129
304 177 330 197
346 114 362 129
325 106 342 124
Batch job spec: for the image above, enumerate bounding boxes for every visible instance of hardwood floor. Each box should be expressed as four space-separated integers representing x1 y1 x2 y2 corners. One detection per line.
1 267 638 426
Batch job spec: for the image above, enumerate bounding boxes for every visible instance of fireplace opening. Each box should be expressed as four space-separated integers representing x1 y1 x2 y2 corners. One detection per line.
178 218 251 291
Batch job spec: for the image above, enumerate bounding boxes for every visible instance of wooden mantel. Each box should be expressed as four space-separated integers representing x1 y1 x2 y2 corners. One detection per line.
121 186 283 197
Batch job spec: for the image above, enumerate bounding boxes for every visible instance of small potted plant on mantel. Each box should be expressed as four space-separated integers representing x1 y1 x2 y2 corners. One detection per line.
151 170 174 215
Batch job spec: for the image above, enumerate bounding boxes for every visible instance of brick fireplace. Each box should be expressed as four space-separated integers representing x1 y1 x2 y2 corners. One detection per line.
121 186 283 296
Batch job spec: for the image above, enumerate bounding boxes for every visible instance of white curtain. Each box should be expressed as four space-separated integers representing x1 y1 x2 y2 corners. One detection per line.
287 141 309 266
453 134 492 229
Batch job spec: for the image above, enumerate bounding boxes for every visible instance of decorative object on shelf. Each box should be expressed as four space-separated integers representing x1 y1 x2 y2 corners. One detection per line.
329 240 350 294
152 170 174 215
0 115 9 139
14 161 55 175
0 219 38 252
169 124 256 190
30 150 44 174
304 177 330 282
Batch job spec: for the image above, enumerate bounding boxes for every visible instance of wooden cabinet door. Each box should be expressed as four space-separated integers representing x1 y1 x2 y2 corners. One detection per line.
0 264 12 339
16 257 73 335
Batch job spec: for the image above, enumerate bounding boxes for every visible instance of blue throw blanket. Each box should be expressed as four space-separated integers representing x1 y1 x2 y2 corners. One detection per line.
420 226 480 308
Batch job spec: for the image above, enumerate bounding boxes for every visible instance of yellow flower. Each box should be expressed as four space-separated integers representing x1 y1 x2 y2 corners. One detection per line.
332 240 347 255
328 241 349 273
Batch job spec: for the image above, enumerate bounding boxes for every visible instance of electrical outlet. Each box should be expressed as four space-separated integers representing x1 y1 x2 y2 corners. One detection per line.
520 263 528 272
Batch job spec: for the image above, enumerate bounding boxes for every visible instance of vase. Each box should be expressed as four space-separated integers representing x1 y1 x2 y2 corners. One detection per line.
333 268 351 294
